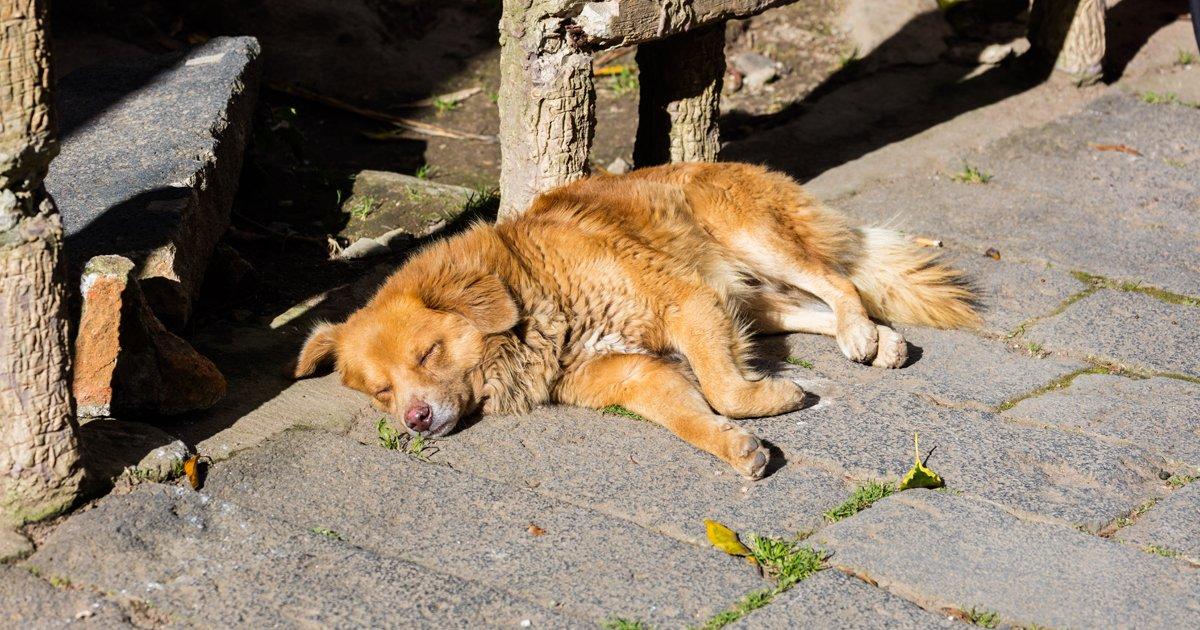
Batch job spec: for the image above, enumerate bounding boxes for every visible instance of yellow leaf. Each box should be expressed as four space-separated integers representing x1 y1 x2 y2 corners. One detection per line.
705 519 752 557
183 455 210 491
899 433 944 490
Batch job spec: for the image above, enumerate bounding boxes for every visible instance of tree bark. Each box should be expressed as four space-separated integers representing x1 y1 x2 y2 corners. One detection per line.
0 0 84 526
633 23 724 168
1029 0 1106 85
498 0 596 219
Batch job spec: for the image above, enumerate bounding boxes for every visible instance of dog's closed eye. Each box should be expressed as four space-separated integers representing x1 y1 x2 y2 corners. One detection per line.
374 387 392 400
419 342 441 366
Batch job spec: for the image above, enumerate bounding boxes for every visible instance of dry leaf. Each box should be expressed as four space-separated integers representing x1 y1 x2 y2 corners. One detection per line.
1092 143 1142 157
984 247 1001 260
183 455 210 490
595 65 631 77
527 523 546 537
704 519 752 557
898 433 944 491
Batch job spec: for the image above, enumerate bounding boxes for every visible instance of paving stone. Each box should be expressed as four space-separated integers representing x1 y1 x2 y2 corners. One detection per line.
775 327 1084 409
1003 374 1200 467
0 565 130 628
203 430 764 626
399 405 851 544
731 569 958 629
814 490 1200 629
48 36 261 329
940 248 1083 335
744 387 1169 529
1024 290 1200 377
27 484 577 628
1119 482 1200 561
833 93 1200 297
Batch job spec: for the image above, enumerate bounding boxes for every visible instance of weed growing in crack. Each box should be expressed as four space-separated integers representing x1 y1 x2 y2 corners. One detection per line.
965 607 1000 628
824 481 895 522
601 404 647 422
951 163 992 184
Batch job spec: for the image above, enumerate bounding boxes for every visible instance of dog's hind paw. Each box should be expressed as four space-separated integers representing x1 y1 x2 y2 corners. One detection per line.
836 315 879 364
729 430 771 480
871 325 908 369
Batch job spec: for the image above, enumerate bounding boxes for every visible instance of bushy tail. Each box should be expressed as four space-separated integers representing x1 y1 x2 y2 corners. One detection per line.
849 228 980 329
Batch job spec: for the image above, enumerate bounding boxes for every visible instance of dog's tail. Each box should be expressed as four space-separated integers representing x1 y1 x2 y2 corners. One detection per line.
848 227 980 329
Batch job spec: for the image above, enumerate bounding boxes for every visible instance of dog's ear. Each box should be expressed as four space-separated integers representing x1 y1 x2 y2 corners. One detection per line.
427 273 518 334
292 322 340 378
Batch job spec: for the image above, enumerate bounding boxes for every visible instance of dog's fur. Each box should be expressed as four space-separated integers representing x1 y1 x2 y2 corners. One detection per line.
294 163 978 478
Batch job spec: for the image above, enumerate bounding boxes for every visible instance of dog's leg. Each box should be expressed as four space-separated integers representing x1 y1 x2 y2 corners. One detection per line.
555 353 772 479
747 290 906 369
663 294 807 418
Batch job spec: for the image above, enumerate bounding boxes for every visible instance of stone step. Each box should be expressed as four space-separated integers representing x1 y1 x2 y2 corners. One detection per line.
813 490 1200 629
26 483 579 628
194 429 764 626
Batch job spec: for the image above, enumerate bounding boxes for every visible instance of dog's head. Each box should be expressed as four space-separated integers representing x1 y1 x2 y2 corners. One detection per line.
292 272 518 437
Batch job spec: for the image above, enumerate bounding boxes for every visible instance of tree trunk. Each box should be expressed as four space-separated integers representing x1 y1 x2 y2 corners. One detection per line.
633 23 725 167
1029 0 1106 86
0 0 83 527
497 0 596 219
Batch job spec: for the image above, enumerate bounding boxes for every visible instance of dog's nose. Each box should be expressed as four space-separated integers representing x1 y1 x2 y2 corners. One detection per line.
404 402 432 432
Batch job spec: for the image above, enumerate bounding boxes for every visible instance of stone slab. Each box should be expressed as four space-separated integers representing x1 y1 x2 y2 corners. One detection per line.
1119 482 1200 562
774 327 1084 410
731 569 958 629
940 248 1083 335
815 490 1200 629
48 36 261 329
398 405 850 545
338 170 476 253
203 430 764 626
1025 290 1200 377
28 484 577 628
1003 374 1200 468
828 93 1200 298
744 387 1169 529
0 565 130 628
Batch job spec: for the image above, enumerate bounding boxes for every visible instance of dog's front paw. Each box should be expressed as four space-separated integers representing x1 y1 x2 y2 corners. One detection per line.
871 325 908 369
723 426 771 480
836 315 879 363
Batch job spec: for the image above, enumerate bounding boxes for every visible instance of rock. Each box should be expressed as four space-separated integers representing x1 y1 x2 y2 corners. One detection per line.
336 171 478 259
978 42 1014 65
606 157 632 175
77 419 190 487
815 490 1200 629
73 256 226 418
0 565 130 628
0 528 33 563
730 51 779 91
48 36 262 330
838 0 951 68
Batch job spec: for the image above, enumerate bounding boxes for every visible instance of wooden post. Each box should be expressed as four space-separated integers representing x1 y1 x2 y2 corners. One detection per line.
633 23 725 167
0 0 84 527
1029 0 1106 85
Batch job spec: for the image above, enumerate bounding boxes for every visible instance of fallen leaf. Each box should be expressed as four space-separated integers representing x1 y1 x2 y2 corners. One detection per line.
527 523 546 537
182 455 210 491
594 64 631 77
984 247 1001 260
899 433 944 491
1092 143 1142 157
704 519 752 557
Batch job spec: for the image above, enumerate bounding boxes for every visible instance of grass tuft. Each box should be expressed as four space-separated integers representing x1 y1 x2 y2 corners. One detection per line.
347 195 378 220
376 418 435 460
603 619 651 630
700 589 776 630
432 97 459 114
966 607 1000 628
1071 271 1200 307
951 163 993 184
1145 544 1181 558
601 404 647 421
610 67 639 96
311 526 344 541
1179 50 1198 66
1140 91 1180 105
1112 498 1158 530
1167 473 1199 489
824 481 896 522
415 164 436 180
749 536 826 588
786 356 814 369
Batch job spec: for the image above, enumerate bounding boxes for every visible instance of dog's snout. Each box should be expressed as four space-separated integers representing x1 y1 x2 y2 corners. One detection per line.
404 401 432 432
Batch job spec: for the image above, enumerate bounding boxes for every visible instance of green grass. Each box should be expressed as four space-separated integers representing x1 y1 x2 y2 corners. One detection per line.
347 195 378 220
994 366 1112 412
603 619 651 630
1145 544 1181 558
1071 271 1200 307
407 433 431 461
951 163 993 184
823 481 896 522
837 47 860 71
601 404 647 421
1024 341 1044 355
432 97 459 114
786 356 814 369
485 89 499 104
462 188 500 217
48 576 72 588
700 588 776 630
311 527 344 541
377 417 405 450
1140 91 1180 105
415 164 436 180
748 536 826 588
1113 498 1158 530
966 607 1000 628
376 418 434 460
1179 50 1198 66
610 67 639 96
1167 473 1199 489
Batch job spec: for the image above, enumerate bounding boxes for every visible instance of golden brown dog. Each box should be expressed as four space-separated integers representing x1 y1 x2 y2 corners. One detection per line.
294 163 977 478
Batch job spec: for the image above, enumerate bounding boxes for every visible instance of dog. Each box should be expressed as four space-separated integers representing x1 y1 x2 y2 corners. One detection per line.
293 162 978 478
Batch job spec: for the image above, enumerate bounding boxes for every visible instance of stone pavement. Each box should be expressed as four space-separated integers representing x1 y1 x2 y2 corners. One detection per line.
7 61 1200 630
